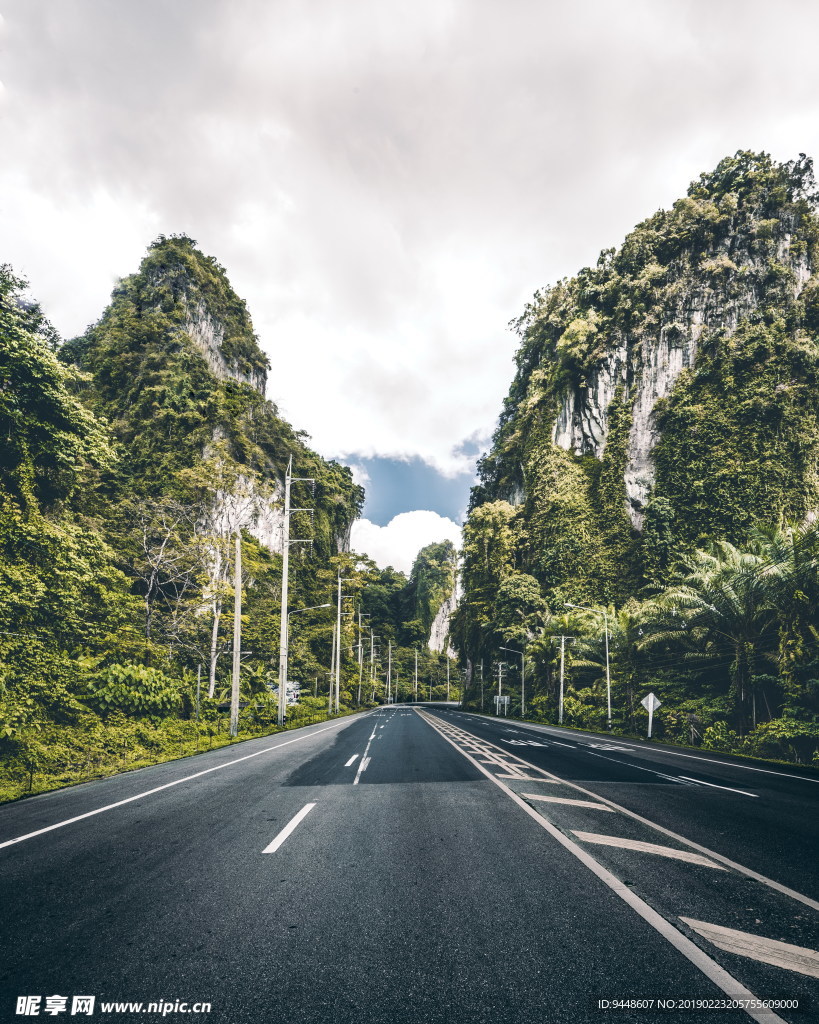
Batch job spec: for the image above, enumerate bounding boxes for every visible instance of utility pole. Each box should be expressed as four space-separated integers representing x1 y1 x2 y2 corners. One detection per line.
229 534 242 737
329 621 336 715
277 456 315 727
559 636 566 725
357 609 364 705
565 603 611 729
480 659 484 711
369 633 380 702
333 576 354 713
446 658 450 702
276 457 292 727
414 648 418 702
604 609 611 729
335 575 343 713
387 640 392 704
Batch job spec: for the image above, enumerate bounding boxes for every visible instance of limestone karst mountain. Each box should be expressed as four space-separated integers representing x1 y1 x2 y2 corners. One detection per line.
62 234 362 559
462 151 819 623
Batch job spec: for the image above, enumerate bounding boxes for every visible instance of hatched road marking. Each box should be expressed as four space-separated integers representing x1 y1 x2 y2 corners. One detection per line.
521 793 616 811
496 774 555 782
680 919 819 979
424 711 819 914
418 710 787 1024
571 831 725 869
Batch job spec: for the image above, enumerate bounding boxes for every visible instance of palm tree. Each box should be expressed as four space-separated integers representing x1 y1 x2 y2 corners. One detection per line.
752 519 819 710
641 540 778 734
569 601 646 731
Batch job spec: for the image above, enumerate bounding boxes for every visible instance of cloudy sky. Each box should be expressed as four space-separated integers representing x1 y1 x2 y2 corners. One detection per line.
4 0 819 573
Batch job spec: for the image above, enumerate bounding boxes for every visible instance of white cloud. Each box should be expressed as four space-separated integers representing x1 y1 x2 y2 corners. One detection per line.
4 0 819 476
351 511 462 575
347 462 371 488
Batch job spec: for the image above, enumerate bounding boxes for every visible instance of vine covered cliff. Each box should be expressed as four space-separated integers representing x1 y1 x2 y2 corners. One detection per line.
62 235 362 557
468 152 819 608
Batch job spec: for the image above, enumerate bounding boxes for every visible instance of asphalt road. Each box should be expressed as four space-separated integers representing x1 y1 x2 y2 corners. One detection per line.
1 706 817 1024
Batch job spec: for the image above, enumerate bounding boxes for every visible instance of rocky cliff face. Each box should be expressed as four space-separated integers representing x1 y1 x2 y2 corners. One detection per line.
428 580 460 657
181 295 268 395
64 235 362 560
469 152 819 604
547 192 814 529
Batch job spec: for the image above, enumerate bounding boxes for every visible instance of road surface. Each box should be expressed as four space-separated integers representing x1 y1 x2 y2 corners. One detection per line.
1 706 818 1023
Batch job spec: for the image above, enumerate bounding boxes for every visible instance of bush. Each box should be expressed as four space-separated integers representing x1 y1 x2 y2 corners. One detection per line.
741 717 819 763
701 720 739 751
84 663 181 717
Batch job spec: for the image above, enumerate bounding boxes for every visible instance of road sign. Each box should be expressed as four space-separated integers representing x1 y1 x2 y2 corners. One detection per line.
641 692 662 738
494 694 510 717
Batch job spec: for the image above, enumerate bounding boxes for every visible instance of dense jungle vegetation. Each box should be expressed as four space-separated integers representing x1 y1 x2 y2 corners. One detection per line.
455 153 819 765
0 239 458 802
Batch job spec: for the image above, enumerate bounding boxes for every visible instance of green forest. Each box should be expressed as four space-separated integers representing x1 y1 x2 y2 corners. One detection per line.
5 152 819 806
0 237 459 802
454 152 819 766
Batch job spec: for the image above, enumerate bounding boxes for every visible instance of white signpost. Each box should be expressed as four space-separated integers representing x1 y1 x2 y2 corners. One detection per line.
494 694 510 717
641 692 662 738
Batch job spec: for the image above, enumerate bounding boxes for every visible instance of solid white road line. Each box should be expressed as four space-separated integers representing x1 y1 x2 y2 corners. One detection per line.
492 717 819 785
571 831 725 869
344 755 359 767
680 918 819 979
677 776 758 798
431 713 819 914
586 750 692 785
418 711 786 1024
521 793 615 811
0 713 375 852
262 803 316 853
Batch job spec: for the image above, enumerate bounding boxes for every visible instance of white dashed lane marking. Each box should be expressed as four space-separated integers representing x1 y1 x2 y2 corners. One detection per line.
262 803 316 853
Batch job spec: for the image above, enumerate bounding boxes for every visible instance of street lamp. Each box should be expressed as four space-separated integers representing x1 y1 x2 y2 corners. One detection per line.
499 644 525 718
565 602 611 729
494 661 507 715
280 603 331 724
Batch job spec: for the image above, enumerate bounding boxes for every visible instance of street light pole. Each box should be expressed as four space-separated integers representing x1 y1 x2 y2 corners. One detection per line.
333 575 354 713
284 603 331 717
500 644 525 718
414 648 418 702
565 603 611 729
494 662 506 715
356 609 370 705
